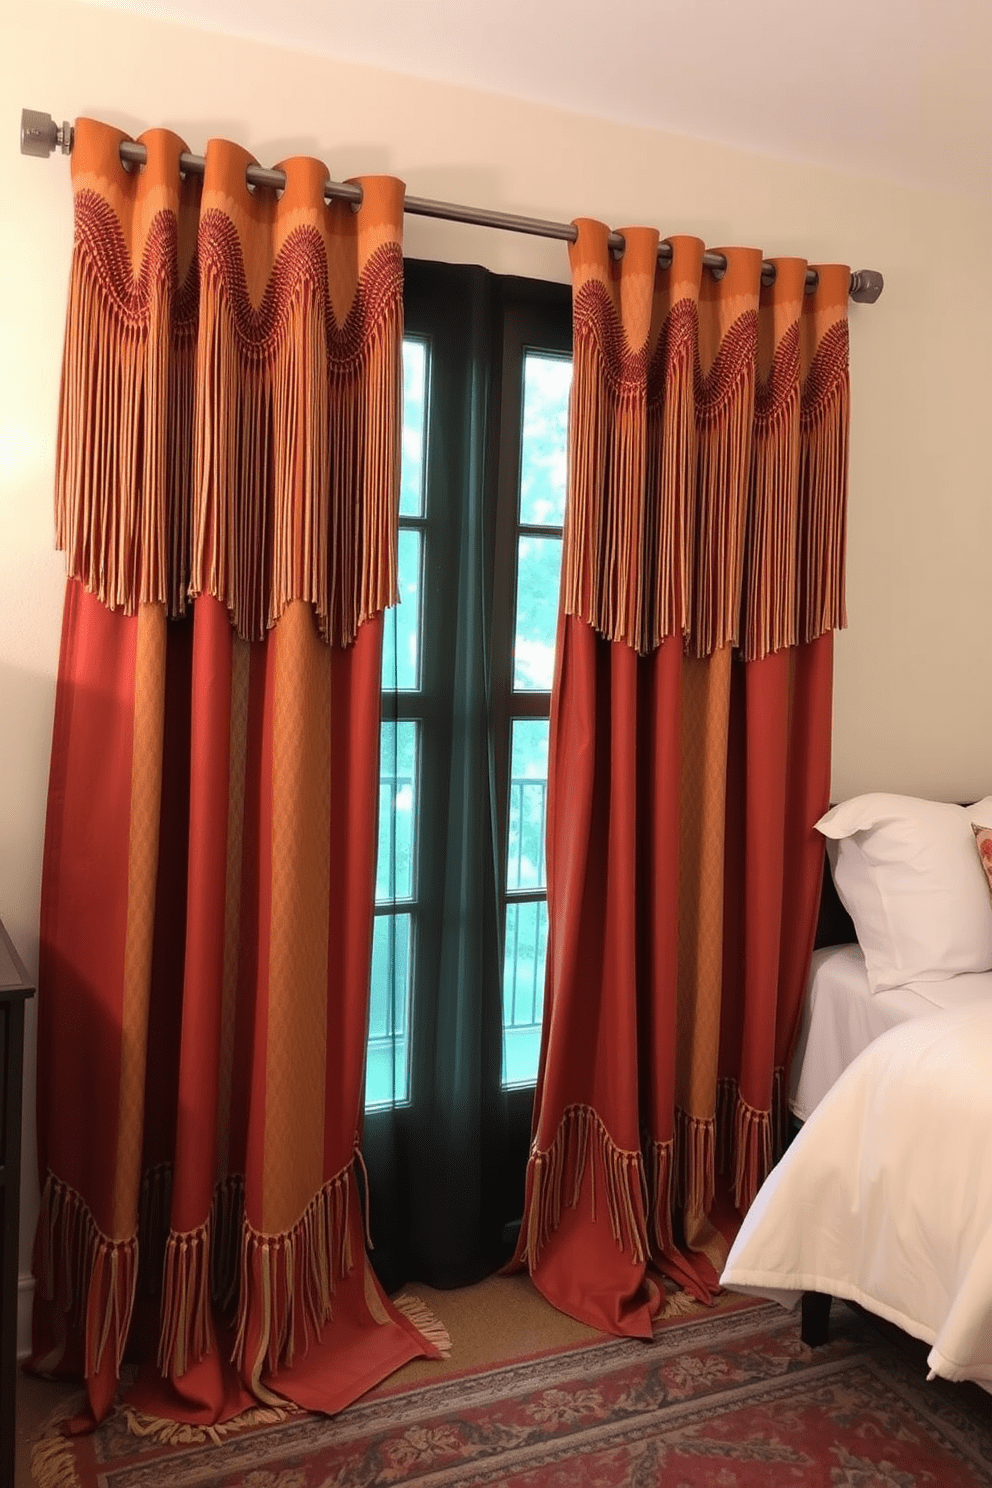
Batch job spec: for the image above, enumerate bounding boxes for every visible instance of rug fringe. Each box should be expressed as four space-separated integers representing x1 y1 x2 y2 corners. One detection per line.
29 1391 88 1488
119 1398 301 1448
30 1429 83 1488
391 1291 452 1358
658 1287 706 1320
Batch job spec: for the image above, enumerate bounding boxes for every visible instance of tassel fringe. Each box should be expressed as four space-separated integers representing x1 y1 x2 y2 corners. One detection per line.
157 1216 212 1378
56 194 196 623
732 1092 773 1215
743 325 801 661
56 193 402 647
231 1161 355 1377
689 313 757 658
391 1291 452 1357
647 1074 787 1247
519 1105 649 1269
799 321 850 644
645 1137 674 1255
33 1172 138 1380
564 289 699 655
674 1108 716 1220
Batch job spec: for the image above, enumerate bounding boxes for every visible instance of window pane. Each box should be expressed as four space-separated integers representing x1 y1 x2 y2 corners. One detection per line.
502 899 547 1087
381 528 422 691
401 338 428 518
506 719 549 890
519 353 571 528
513 535 562 691
365 912 412 1107
376 721 418 903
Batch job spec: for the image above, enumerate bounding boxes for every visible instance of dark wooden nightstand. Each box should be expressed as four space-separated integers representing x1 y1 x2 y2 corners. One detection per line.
0 920 34 1488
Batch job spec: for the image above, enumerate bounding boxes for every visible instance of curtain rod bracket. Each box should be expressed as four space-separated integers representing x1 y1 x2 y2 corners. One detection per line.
21 109 73 158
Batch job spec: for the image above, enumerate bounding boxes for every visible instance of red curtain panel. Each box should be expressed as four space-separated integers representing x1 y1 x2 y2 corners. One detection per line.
511 225 849 1333
31 119 439 1429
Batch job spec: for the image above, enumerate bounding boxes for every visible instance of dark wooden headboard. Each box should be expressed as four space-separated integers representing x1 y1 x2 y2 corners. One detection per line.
813 852 856 949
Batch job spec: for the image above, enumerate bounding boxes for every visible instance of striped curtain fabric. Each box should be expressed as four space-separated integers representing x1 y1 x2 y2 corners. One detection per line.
31 118 441 1430
511 219 849 1333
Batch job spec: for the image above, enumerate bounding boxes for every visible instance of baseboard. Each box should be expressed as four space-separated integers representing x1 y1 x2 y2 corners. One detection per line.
18 1272 33 1360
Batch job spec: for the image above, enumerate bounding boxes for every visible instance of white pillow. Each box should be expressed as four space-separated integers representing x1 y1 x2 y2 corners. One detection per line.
816 793 992 993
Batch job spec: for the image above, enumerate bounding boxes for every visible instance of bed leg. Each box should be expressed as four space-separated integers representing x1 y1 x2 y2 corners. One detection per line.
801 1291 832 1347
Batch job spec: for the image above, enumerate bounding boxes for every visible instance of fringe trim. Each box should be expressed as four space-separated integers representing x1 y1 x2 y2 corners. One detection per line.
391 1291 452 1357
645 1137 674 1255
732 1091 773 1215
157 1216 212 1379
518 1105 649 1269
30 1395 87 1488
141 1171 245 1377
33 1172 138 1380
742 324 801 661
689 314 757 658
564 291 698 655
674 1107 716 1220
716 1069 788 1200
119 1398 301 1447
189 224 402 646
658 1286 706 1321
644 305 696 647
31 1436 81 1488
56 193 402 647
55 194 197 624
799 321 849 644
231 1160 355 1377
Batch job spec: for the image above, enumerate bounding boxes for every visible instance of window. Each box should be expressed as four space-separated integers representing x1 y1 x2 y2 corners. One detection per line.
493 343 571 1089
360 261 571 1289
366 267 571 1111
365 338 428 1109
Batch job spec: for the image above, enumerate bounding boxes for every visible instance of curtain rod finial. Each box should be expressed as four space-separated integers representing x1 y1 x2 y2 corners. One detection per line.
21 109 73 158
850 269 884 304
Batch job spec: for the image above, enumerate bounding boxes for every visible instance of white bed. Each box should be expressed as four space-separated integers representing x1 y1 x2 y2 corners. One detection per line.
723 792 992 1393
725 1000 992 1391
790 943 992 1120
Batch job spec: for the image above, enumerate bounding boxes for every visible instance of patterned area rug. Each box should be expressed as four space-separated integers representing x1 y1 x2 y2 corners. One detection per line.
33 1298 992 1487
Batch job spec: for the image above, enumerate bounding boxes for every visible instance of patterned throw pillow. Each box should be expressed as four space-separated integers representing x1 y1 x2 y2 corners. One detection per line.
974 824 992 905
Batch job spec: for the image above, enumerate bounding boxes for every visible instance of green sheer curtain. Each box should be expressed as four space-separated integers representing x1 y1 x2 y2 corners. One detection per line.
362 262 570 1290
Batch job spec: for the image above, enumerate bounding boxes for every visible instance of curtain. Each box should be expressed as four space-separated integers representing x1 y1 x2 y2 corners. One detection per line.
511 224 849 1334
30 119 442 1430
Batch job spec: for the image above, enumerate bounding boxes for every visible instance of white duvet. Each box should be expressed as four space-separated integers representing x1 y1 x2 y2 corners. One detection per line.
721 1000 992 1390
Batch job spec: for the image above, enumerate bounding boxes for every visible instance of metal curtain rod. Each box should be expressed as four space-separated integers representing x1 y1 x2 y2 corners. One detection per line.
21 110 885 303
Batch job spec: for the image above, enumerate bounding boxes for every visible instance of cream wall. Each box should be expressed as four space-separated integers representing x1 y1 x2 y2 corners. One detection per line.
2 0 991 1331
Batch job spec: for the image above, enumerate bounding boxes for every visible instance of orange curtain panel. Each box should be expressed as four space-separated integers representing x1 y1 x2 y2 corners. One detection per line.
511 223 849 1333
31 119 441 1429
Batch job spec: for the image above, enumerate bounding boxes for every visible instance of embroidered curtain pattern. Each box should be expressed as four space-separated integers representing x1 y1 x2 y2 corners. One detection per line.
511 222 848 1334
32 119 441 1429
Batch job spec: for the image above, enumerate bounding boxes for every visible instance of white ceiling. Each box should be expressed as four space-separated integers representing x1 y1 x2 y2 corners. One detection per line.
88 0 991 199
